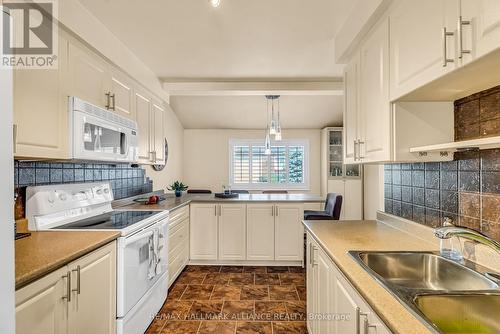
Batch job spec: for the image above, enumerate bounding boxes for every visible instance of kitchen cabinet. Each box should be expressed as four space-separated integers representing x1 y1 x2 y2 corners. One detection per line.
15 242 116 334
168 206 190 287
389 0 459 101
68 40 136 121
306 233 390 334
190 204 219 260
328 179 363 220
246 204 275 261
135 92 166 165
275 204 304 261
13 34 70 159
68 242 116 334
190 203 304 263
359 17 391 162
461 0 500 61
343 58 360 164
218 204 247 260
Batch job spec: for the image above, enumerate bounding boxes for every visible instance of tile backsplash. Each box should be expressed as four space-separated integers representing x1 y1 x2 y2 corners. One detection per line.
14 161 153 200
385 85 500 242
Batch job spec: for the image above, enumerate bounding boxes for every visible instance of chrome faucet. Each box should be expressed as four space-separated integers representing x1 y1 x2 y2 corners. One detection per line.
435 226 500 253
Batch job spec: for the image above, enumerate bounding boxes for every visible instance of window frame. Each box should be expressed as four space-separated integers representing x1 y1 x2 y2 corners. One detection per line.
228 138 310 190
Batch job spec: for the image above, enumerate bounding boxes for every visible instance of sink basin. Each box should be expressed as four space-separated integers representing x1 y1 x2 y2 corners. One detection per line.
356 252 498 290
414 293 500 334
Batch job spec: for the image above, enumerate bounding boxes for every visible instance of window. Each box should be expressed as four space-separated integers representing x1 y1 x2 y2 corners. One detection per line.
229 139 309 189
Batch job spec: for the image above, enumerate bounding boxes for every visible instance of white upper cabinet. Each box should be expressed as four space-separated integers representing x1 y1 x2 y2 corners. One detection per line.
461 0 500 61
152 101 165 164
359 17 391 162
13 34 69 159
108 68 135 120
135 91 153 163
68 42 109 109
389 0 460 101
343 55 360 165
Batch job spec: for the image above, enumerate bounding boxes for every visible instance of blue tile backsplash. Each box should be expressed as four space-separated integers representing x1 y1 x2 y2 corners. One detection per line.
15 161 153 200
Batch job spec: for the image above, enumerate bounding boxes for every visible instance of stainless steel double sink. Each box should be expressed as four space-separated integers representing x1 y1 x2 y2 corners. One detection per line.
349 251 500 334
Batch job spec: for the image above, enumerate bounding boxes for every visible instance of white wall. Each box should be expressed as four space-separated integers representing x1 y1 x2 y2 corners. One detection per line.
0 26 16 333
183 129 322 194
363 164 385 219
145 105 184 190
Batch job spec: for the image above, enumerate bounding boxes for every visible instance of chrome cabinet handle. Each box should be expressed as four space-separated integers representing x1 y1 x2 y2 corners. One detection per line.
111 93 116 110
458 16 471 59
353 139 359 161
62 271 71 302
358 140 365 159
355 307 361 334
271 205 274 216
72 265 81 295
442 27 455 67
214 205 217 216
105 92 111 109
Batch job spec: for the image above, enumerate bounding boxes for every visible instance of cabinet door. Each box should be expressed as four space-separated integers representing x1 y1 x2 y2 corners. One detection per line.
343 54 359 164
13 35 69 159
15 267 68 334
390 0 460 100
246 204 275 261
152 101 165 164
274 204 303 261
190 204 218 260
461 0 500 60
334 276 359 334
218 204 246 260
68 42 109 108
68 242 116 334
109 68 134 120
359 18 391 163
135 91 152 163
306 235 317 334
317 249 335 334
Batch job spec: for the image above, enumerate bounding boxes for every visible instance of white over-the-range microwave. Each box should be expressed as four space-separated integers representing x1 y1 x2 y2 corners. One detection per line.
69 96 139 163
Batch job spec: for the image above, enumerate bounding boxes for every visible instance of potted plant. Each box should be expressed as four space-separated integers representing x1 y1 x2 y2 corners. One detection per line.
168 181 188 197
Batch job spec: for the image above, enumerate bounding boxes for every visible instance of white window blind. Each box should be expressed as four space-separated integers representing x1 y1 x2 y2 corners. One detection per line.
229 139 309 189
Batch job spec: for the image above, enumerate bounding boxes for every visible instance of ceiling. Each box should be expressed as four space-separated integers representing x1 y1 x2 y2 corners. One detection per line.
170 95 343 129
78 0 354 129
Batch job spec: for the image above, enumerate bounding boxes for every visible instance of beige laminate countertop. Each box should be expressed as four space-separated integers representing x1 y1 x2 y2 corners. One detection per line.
115 193 324 212
303 220 439 334
15 229 120 290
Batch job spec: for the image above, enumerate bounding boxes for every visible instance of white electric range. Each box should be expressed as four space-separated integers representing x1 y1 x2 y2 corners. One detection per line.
26 182 169 334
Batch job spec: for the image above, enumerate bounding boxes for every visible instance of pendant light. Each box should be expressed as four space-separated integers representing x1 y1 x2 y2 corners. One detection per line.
274 98 282 141
264 98 271 155
269 98 277 135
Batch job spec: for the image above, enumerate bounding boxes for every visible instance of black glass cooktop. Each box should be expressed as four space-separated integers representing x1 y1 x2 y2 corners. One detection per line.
57 210 161 230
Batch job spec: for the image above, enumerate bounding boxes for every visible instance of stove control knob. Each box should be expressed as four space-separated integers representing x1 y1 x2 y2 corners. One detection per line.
59 193 67 201
96 188 103 195
47 192 56 204
103 188 110 194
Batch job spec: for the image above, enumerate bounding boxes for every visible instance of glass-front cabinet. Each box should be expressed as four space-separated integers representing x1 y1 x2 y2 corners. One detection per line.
327 128 361 179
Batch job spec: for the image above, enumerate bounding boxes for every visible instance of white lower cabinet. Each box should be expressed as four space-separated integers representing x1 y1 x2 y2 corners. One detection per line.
246 204 275 260
275 204 304 261
190 204 219 260
218 204 247 260
15 242 116 334
168 207 190 287
306 233 391 334
190 203 304 263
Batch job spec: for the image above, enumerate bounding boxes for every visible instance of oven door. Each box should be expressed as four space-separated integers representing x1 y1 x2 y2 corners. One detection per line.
72 110 138 162
117 218 169 317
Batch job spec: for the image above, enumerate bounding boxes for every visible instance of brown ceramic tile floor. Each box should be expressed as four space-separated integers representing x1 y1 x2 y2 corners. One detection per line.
146 265 307 334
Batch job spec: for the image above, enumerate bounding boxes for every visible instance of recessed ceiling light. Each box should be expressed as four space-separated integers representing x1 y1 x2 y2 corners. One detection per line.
210 0 221 8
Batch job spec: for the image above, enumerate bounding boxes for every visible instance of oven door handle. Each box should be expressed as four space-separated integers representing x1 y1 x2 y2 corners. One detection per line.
124 230 154 246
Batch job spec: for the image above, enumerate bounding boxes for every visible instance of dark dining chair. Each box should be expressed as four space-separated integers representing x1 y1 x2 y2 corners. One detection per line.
231 190 249 194
187 189 212 194
262 190 288 194
304 193 343 220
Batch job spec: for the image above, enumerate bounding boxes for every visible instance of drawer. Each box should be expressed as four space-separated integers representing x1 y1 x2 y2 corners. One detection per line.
169 206 189 228
169 243 189 286
169 218 189 254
